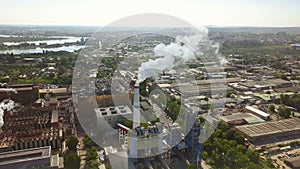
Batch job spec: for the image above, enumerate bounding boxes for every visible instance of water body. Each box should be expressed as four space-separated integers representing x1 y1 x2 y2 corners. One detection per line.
2 36 85 46
0 45 85 54
0 35 25 38
0 35 87 54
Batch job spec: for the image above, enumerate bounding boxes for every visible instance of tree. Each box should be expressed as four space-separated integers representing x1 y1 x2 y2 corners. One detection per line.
86 147 99 169
276 72 288 80
269 104 275 112
83 134 96 149
64 152 80 169
187 163 197 169
280 94 290 105
66 136 79 151
226 92 233 98
246 150 259 163
86 146 98 162
278 106 291 119
265 157 274 168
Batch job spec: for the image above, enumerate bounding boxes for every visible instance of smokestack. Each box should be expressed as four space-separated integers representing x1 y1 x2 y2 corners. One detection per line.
133 81 140 129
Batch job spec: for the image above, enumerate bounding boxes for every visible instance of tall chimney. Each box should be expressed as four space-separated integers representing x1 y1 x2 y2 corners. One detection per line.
133 81 140 129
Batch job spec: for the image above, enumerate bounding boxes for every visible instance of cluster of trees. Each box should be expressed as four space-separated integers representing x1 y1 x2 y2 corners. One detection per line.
101 57 123 71
276 72 288 80
0 51 78 85
278 106 291 119
64 136 80 169
269 104 291 119
165 97 181 121
139 79 154 97
64 152 81 169
83 134 97 148
203 122 275 169
83 134 100 169
119 118 150 129
281 94 300 111
85 147 99 169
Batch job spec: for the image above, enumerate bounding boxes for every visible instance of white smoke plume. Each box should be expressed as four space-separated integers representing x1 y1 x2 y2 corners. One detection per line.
138 32 206 82
0 100 16 128
137 29 228 82
213 42 228 66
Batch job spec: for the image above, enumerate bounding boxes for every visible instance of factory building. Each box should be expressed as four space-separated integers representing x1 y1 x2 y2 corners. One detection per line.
0 84 39 105
95 105 133 128
284 156 300 169
0 146 54 169
185 118 203 168
128 123 163 159
167 123 182 149
220 113 265 125
0 98 75 152
235 118 300 146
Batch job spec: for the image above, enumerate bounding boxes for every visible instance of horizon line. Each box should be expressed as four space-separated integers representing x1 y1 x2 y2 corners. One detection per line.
0 24 300 28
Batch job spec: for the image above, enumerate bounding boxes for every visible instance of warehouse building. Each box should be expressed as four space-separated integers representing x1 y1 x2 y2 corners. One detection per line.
235 118 300 146
245 106 270 120
220 113 265 125
0 146 51 169
284 156 300 169
0 84 39 104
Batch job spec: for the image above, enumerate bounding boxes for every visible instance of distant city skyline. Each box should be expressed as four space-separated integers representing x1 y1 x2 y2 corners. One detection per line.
0 0 300 27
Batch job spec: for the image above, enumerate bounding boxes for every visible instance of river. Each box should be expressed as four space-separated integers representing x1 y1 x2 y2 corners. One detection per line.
0 35 87 54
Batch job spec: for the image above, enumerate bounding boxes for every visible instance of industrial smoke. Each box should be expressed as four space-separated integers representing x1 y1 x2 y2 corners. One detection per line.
0 100 16 128
137 27 228 83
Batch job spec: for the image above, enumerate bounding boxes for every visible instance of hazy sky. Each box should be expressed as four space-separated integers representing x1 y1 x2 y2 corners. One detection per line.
0 0 300 27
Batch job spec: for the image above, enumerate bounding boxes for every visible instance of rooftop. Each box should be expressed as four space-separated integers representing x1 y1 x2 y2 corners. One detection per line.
0 146 51 166
39 88 67 94
51 110 59 123
221 113 265 124
245 106 269 118
95 105 132 117
235 118 300 138
284 156 300 168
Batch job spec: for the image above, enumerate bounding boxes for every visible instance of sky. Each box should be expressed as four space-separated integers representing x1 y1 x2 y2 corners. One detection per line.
0 0 300 27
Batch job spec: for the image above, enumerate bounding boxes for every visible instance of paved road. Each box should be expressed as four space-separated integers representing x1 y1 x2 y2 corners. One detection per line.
78 136 87 169
150 101 173 125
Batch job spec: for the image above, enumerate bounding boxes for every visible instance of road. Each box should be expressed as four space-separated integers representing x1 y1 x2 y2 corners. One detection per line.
78 136 87 169
149 100 173 125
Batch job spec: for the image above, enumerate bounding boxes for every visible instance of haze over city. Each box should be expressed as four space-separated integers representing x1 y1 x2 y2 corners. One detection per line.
0 0 300 27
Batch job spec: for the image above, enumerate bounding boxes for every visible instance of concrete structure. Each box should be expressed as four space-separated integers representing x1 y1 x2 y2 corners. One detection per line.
167 123 182 149
133 82 140 129
129 123 163 159
95 105 132 127
0 146 51 169
185 118 203 169
117 123 130 149
236 118 300 146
